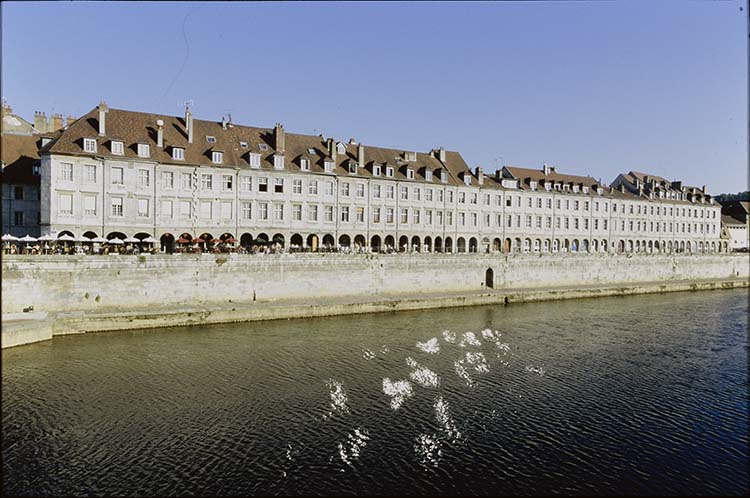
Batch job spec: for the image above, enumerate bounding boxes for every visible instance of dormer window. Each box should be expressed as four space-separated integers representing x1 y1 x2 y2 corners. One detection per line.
597 187 603 195
111 140 124 155
440 170 448 183
212 151 223 164
83 138 97 153
348 162 357 174
324 160 334 173
463 175 471 186
273 154 284 170
404 151 417 162
573 185 580 193
41 137 51 147
554 183 561 191
530 181 537 190
544 182 551 191
137 143 150 158
425 170 433 181
300 158 310 171
582 186 589 194
406 168 414 180
563 184 570 191
206 136 216 144
373 164 381 177
386 166 394 178
248 153 261 168
172 147 184 160
336 142 346 155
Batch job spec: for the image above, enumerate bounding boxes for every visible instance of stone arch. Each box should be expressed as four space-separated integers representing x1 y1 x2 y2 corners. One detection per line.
322 233 335 249
384 235 395 251
581 239 589 252
553 239 560 252
515 238 522 253
160 233 175 253
533 239 540 252
435 236 443 253
399 235 409 252
272 233 285 248
592 239 599 252
504 238 512 253
571 239 579 252
601 240 608 253
485 268 494 289
339 234 351 248
543 239 551 252
290 233 304 251
371 235 382 252
411 235 421 252
240 233 254 249
457 237 466 253
424 236 433 252
82 231 98 240
445 236 453 253
523 238 531 253
468 237 478 253
354 234 366 249
493 237 501 252
307 234 319 252
106 231 127 241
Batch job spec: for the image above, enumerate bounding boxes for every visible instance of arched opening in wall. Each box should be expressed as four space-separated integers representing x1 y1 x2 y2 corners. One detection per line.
480 237 490 253
58 230 76 239
679 240 685 253
493 238 501 252
553 239 560 252
290 233 304 252
468 237 478 253
571 239 579 252
667 240 673 253
564 239 570 252
354 234 366 250
307 234 319 252
581 239 589 252
533 239 540 253
160 233 175 253
592 239 599 252
711 241 716 252
106 231 127 241
399 235 409 252
601 240 608 253
698 241 704 253
515 238 522 253
523 238 531 253
647 240 653 253
134 233 152 249
445 237 453 253
82 231 98 240
485 268 494 289
627 240 633 252
654 241 660 252
503 238 512 253
457 237 466 253
686 241 692 253
240 233 254 249
339 234 351 248
322 234 335 250
635 240 641 252
618 240 625 253
723 241 728 252
434 236 443 253
220 233 236 246
424 236 433 252
178 233 193 247
384 235 395 252
255 232 270 246
199 233 215 251
411 235 421 252
371 235 382 252
272 233 285 248
543 239 551 253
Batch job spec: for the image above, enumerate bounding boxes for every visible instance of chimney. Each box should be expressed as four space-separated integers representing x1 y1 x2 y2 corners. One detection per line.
65 115 76 127
620 184 625 193
156 119 164 148
274 123 285 153
328 137 336 160
1 103 11 115
221 116 227 130
349 138 357 145
358 143 365 168
227 113 233 127
51 113 64 131
97 101 108 136
438 146 446 163
702 185 706 193
475 166 484 185
543 163 550 176
34 112 48 133
186 107 193 144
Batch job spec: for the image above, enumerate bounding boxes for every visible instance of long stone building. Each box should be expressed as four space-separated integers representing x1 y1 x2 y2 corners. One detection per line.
10 101 726 253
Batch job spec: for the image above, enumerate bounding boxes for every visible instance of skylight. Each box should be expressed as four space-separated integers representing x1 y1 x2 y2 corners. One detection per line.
258 144 268 151
240 141 248 148
206 136 216 143
307 148 316 154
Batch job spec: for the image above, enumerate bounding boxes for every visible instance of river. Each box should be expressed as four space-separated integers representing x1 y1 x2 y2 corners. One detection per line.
2 289 748 495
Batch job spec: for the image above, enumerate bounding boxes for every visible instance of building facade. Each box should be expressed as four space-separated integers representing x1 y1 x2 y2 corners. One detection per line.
29 102 725 253
719 201 749 250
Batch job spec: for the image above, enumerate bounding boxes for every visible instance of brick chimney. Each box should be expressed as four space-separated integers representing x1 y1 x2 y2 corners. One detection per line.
475 166 484 185
358 143 364 168
186 106 193 144
327 138 336 160
34 112 48 133
97 101 108 135
274 123 285 153
156 119 164 148
66 115 76 127
51 113 64 131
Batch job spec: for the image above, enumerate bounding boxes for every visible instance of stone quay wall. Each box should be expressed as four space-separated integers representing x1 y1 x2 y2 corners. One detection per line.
2 253 748 316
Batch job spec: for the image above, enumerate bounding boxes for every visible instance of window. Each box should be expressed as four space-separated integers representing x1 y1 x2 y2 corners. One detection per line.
83 138 97 153
300 158 310 171
274 155 284 169
356 207 365 223
459 212 466 226
448 191 455 203
427 210 433 225
221 201 232 220
506 196 512 207
373 207 381 223
536 198 542 208
293 179 302 194
212 151 223 164
415 188 421 201
584 201 589 211
222 175 233 191
458 192 465 204
356 183 365 198
373 184 381 198
386 166 394 178
325 205 334 222
307 148 316 154
138 198 149 217
172 147 184 160
181 172 192 189
574 200 579 211
206 136 216 144
325 181 334 196
373 165 381 176
138 169 150 188
484 194 490 206
308 204 318 222
386 208 394 224
293 204 302 221
259 177 268 192
163 171 174 188
324 160 334 173
84 195 97 216
259 144 269 152
342 182 350 197
400 186 408 200
138 144 150 158
242 202 252 220
111 141 124 155
59 193 74 215
308 180 318 195
425 170 433 181
426 189 433 202
574 218 580 230
406 169 414 180
180 200 191 218
525 215 532 228
111 197 123 217
241 176 252 191
349 163 358 174
200 201 212 219
341 206 350 222
401 208 408 224
470 193 477 204
33 164 40 176
274 203 284 221
14 186 23 200
386 185 395 199
161 200 173 218
536 216 542 229
471 213 477 226
249 153 261 168
240 141 248 149
201 173 213 190
463 175 471 186
60 163 73 181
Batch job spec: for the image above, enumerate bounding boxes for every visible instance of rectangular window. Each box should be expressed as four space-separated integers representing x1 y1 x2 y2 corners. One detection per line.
356 207 365 223
437 211 443 225
59 193 74 215
161 200 173 218
356 183 365 198
415 188 422 201
447 211 453 226
84 195 97 216
274 178 284 194
308 204 318 222
341 206 350 222
14 186 24 200
484 194 490 206
172 147 184 160
427 189 433 202
427 210 433 225
546 216 552 229
300 158 310 171
413 210 421 225
438 190 444 202
85 164 97 182
293 179 302 194
180 200 192 218
181 172 191 189
470 193 477 204
536 216 542 229
83 138 97 153
507 215 513 228
373 207 381 223
201 173 213 190
200 201 212 219
325 181 334 196
112 141 124 155
448 191 454 203
60 163 73 181
293 204 302 221
249 153 261 168
459 212 467 226
373 184 381 198
574 218 580 230
138 144 150 158
308 180 318 195
163 171 174 188
274 203 284 221
221 201 232 220
386 185 395 199
259 177 268 192
241 201 252 220
471 212 477 226
536 198 542 208
222 175 233 191
401 186 408 200
342 182 350 197
584 218 589 230
574 200 580 211
212 151 223 164
459 192 465 204
525 215 532 228
138 169 150 188
506 196 512 207
111 196 123 217
386 208 394 224
273 155 284 170
401 208 408 224
138 198 149 217
241 176 252 191
325 205 334 222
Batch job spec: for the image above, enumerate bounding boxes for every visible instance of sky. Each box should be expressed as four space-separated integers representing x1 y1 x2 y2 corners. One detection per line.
2 1 747 194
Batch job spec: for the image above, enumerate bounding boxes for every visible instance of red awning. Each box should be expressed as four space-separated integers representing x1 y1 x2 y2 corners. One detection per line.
177 237 191 243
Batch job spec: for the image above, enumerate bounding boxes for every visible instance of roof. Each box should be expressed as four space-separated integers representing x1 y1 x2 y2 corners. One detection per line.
721 214 746 227
46 106 471 186
0 134 42 184
503 166 601 188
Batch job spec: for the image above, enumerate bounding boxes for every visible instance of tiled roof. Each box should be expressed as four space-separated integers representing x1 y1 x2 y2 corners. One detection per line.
721 214 745 226
0 134 42 184
503 166 601 187
47 107 471 186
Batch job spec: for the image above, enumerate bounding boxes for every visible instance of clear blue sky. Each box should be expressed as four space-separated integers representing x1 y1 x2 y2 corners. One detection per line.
2 1 747 194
